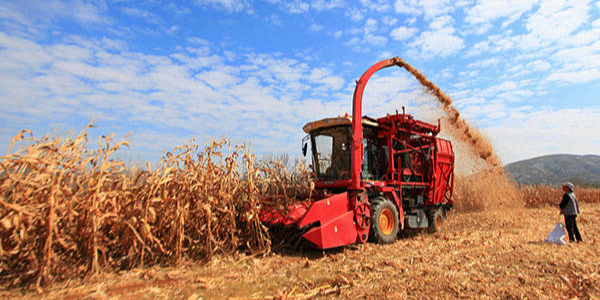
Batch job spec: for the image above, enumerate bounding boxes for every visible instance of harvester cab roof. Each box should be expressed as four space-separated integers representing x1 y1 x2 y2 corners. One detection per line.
302 115 379 133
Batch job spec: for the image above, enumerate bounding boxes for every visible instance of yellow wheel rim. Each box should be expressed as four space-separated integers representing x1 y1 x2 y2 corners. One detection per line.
379 208 394 235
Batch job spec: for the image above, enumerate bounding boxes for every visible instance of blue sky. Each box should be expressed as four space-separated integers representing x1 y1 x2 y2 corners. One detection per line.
0 0 599 165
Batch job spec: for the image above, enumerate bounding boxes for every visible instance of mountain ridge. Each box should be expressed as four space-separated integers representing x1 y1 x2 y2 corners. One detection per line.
504 154 600 187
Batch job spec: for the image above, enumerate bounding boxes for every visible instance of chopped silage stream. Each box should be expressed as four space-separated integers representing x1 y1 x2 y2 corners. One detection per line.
4 204 598 300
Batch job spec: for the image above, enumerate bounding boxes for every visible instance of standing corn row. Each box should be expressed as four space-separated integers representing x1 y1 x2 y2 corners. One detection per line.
519 185 600 208
0 126 310 288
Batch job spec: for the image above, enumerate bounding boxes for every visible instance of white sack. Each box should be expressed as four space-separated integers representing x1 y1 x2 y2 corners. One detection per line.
545 222 567 245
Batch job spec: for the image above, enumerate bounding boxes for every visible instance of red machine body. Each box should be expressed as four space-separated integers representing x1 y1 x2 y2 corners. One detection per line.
259 58 455 249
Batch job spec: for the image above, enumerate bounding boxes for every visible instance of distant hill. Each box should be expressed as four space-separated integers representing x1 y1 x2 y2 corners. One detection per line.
505 154 600 187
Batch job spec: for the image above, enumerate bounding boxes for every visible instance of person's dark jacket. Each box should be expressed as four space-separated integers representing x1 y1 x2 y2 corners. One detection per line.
559 191 580 215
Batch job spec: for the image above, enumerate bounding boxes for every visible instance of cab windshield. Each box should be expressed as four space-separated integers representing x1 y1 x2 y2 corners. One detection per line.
310 126 351 181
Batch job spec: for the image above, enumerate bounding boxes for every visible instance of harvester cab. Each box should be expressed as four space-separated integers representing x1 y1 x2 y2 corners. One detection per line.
260 57 455 249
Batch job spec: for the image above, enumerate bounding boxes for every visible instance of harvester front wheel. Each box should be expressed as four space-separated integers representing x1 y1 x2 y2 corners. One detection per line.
369 198 399 244
427 208 444 233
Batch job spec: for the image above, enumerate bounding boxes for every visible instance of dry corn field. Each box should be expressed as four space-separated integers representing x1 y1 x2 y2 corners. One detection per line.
1 127 599 299
0 127 310 289
2 205 599 299
519 185 600 208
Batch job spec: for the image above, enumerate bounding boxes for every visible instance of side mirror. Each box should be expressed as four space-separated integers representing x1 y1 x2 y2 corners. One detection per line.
302 135 309 157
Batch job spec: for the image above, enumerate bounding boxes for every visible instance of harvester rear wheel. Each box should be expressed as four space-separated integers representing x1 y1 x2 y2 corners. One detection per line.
427 208 444 233
369 198 399 244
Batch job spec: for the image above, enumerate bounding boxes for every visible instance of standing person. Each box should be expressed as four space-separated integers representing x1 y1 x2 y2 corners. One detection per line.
559 182 583 243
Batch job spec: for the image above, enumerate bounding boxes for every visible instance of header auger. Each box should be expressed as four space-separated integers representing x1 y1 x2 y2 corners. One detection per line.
259 57 455 249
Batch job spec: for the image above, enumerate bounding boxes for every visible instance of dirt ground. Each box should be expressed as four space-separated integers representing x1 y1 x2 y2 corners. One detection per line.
3 204 599 300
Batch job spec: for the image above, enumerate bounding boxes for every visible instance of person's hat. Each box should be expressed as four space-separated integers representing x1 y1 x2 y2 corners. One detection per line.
562 182 575 191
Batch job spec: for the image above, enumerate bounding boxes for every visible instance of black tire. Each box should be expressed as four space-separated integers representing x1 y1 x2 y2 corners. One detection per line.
369 197 399 243
427 208 444 233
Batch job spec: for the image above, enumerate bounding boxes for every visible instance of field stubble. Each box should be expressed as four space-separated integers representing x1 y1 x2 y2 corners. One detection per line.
3 204 598 300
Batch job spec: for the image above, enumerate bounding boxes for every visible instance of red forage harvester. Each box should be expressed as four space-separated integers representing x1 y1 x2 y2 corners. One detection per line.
260 57 455 249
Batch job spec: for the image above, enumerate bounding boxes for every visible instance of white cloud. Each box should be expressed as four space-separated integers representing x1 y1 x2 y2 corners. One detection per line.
69 1 109 23
503 59 553 78
360 0 392 12
0 33 53 71
543 41 600 84
266 14 283 26
461 1 600 90
166 3 192 15
471 79 536 103
466 57 500 69
281 0 310 13
526 0 592 42
541 39 600 84
409 15 464 57
196 70 241 88
309 23 323 31
458 99 508 122
346 18 390 51
390 26 417 41
311 0 345 10
365 18 378 33
0 0 110 37
448 89 600 163
551 41 600 66
465 0 538 30
187 37 212 46
465 29 551 57
195 0 251 13
568 25 600 46
526 59 551 72
364 19 388 46
429 14 452 30
166 25 180 34
487 107 600 163
307 68 345 91
347 7 365 21
122 7 156 20
319 76 345 91
545 69 600 84
382 16 398 26
0 33 353 160
394 0 422 15
366 35 388 47
464 41 491 57
268 0 344 14
487 81 518 94
418 0 454 19
307 68 332 82
344 37 361 49
334 30 343 39
394 0 454 19
378 51 393 60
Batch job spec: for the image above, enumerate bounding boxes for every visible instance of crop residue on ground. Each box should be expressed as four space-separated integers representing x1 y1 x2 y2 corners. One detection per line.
4 204 598 299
